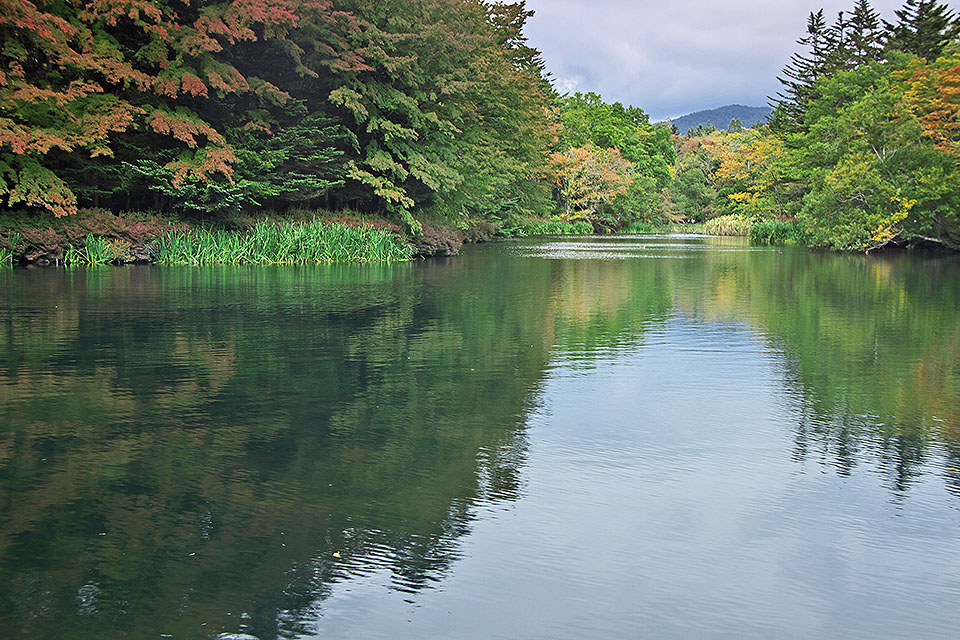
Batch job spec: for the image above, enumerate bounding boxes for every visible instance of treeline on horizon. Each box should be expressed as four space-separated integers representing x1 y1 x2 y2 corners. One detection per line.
0 0 958 253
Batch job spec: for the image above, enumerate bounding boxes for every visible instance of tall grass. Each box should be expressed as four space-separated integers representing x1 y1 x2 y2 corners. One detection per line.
501 218 593 237
749 220 809 245
702 214 754 236
153 220 412 265
62 234 116 267
0 231 19 268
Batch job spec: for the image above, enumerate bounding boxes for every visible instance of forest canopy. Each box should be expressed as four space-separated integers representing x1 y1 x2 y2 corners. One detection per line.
1 0 959 251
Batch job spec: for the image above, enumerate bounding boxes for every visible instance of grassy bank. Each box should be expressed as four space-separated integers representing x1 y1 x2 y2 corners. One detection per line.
619 221 707 234
0 208 416 266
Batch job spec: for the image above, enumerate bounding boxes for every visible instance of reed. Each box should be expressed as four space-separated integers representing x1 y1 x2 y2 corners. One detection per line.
61 234 115 267
502 218 593 237
0 231 19 267
153 220 413 265
749 220 808 245
702 214 754 236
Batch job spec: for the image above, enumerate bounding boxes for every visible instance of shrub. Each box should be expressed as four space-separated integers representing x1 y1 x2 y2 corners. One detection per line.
1 209 179 264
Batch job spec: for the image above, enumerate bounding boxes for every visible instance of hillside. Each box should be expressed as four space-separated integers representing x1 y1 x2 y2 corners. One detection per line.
664 104 772 134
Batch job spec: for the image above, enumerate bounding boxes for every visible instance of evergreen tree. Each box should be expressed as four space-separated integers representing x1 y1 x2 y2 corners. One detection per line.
824 11 854 70
884 0 960 60
728 118 745 133
771 10 832 130
848 0 885 65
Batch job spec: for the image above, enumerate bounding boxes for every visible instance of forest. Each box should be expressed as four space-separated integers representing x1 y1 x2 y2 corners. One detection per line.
0 0 958 262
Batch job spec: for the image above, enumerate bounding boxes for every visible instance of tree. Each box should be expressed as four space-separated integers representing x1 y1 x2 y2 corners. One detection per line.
550 144 633 227
884 0 960 60
848 0 885 65
772 10 832 129
714 128 792 219
323 0 554 229
0 0 352 216
901 45 960 159
796 59 960 250
557 92 674 223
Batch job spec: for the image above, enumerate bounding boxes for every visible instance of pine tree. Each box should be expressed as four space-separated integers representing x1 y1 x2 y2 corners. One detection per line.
884 0 960 60
771 10 832 130
848 0 884 65
824 11 854 70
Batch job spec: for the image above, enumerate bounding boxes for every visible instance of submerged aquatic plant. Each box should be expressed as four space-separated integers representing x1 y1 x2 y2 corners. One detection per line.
153 220 413 265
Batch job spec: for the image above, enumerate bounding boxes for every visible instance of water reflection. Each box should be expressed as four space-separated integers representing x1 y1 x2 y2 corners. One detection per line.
1 236 959 639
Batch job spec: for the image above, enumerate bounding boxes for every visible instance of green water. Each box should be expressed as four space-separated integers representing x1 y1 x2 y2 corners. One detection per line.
1 236 959 639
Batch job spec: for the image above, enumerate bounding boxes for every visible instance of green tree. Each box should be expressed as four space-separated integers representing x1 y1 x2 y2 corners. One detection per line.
556 92 674 224
884 0 960 60
795 57 960 250
849 0 885 65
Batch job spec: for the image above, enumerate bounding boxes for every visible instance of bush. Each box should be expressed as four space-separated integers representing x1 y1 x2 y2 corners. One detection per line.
0 208 180 265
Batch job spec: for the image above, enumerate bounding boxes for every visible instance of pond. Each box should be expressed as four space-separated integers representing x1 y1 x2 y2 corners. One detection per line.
1 235 959 639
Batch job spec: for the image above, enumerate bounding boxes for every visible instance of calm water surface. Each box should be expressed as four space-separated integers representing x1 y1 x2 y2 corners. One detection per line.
2 235 960 639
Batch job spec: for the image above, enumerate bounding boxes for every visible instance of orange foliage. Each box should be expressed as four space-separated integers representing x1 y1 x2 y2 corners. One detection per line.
0 0 353 215
903 51 960 159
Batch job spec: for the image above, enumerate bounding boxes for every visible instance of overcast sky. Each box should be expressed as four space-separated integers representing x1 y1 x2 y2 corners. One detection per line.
523 0 960 120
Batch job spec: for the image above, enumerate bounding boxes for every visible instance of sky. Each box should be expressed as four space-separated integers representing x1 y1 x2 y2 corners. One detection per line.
523 0 960 121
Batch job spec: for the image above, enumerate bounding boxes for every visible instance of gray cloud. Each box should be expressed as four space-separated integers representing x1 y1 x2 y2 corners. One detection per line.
524 0 960 120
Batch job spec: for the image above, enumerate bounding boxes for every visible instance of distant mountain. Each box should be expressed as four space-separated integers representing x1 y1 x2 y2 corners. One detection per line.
662 105 772 135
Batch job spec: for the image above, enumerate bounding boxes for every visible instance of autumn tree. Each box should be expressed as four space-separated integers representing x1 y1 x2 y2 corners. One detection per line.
713 128 792 220
551 144 633 227
902 44 960 158
795 57 960 250
557 92 673 223
0 0 358 216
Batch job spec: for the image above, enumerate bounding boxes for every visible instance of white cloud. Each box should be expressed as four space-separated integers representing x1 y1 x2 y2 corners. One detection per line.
524 0 960 119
